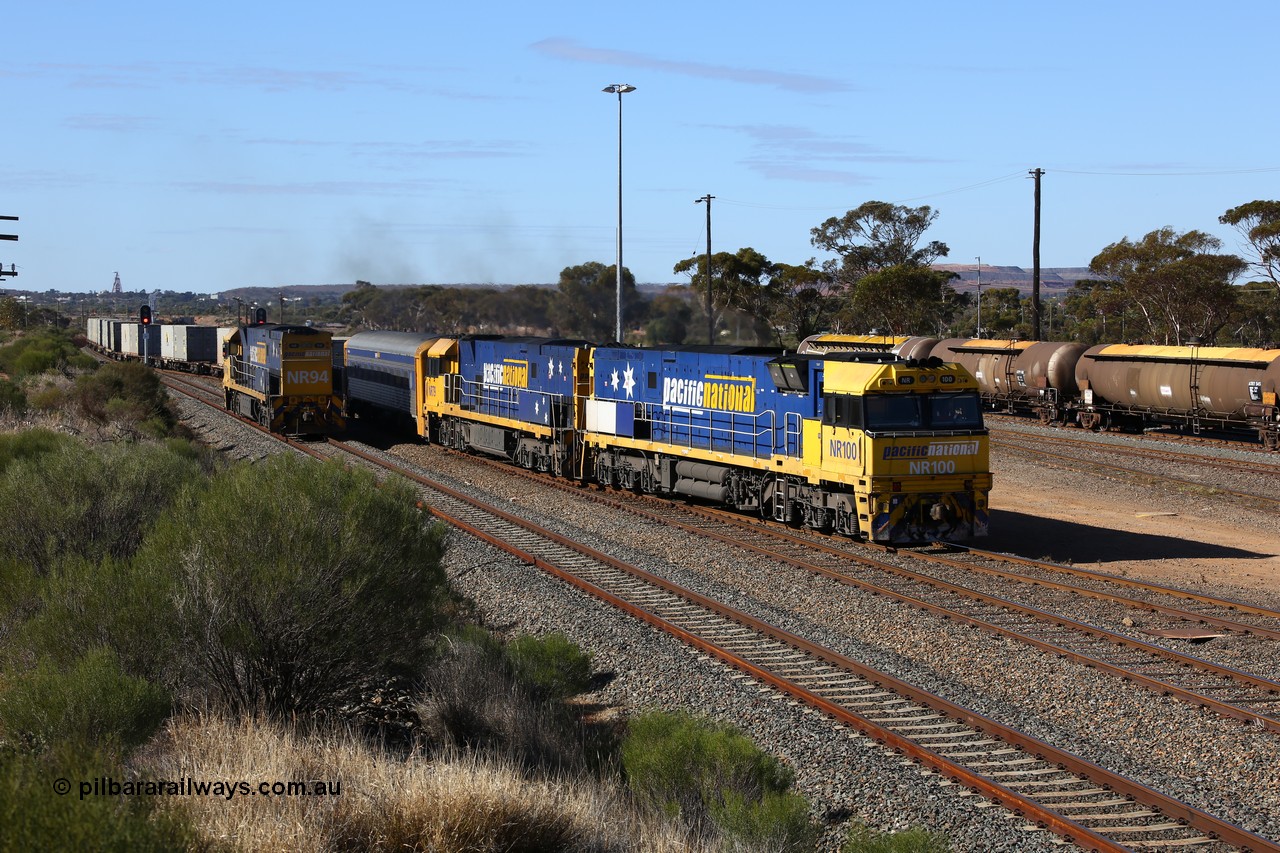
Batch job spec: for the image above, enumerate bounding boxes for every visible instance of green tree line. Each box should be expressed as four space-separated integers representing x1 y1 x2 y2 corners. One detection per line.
329 197 1280 349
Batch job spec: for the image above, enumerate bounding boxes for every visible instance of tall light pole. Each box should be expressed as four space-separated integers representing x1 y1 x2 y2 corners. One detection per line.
695 194 714 344
602 83 636 342
975 256 983 337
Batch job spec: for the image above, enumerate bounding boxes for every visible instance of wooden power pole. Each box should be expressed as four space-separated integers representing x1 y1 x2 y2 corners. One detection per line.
1029 168 1044 340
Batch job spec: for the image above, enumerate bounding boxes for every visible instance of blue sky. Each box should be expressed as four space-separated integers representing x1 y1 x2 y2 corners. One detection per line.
5 1 1278 294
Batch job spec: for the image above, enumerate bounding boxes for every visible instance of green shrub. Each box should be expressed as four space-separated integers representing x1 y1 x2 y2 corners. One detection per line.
140 454 450 718
507 632 594 701
0 329 93 380
26 383 65 411
0 647 170 753
0 439 204 574
420 630 595 775
621 710 816 850
0 744 194 853
0 379 25 415
843 826 951 853
69 360 175 434
0 428 71 474
7 555 182 689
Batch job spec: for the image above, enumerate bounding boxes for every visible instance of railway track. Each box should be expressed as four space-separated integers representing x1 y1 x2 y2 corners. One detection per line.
989 429 1280 508
321 438 1278 853
399 442 1280 733
155 375 1280 850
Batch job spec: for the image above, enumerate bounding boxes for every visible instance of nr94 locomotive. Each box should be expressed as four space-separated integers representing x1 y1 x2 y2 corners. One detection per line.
223 324 344 436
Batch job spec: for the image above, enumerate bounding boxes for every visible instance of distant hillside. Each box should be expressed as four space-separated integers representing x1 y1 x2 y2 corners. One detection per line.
933 265 1099 295
217 282 681 302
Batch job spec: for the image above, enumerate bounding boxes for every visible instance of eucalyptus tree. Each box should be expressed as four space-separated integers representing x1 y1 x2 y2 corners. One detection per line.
809 201 949 285
1089 228 1245 345
1220 200 1280 294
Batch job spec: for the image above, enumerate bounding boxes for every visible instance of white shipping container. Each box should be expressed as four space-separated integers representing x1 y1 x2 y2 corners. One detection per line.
120 324 161 357
161 325 219 363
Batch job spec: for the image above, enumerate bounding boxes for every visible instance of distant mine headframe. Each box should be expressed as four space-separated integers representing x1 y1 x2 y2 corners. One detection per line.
113 272 122 293
1 215 16 279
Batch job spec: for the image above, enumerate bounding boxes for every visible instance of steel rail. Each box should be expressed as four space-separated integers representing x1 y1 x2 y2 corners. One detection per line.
399 442 1280 728
329 438 1278 853
989 426 1280 476
992 437 1280 508
604 501 1280 731
942 544 1280 623
151 376 1278 849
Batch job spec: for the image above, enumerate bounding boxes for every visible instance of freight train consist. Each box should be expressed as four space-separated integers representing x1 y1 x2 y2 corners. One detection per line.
87 317 345 437
799 334 1280 450
86 319 993 544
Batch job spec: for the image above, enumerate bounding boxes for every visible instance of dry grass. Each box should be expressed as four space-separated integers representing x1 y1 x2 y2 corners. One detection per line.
138 713 708 853
0 397 142 443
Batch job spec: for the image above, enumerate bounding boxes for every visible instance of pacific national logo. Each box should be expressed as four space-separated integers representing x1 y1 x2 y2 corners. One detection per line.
483 360 529 388
882 441 980 459
662 375 755 413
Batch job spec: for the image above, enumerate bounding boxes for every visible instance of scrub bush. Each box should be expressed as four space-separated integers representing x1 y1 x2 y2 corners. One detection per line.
507 632 594 701
621 710 816 850
141 454 450 718
0 647 169 753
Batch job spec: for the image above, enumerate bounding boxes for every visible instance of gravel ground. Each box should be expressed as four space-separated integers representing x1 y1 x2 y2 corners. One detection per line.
380 438 1280 847
171 391 1280 850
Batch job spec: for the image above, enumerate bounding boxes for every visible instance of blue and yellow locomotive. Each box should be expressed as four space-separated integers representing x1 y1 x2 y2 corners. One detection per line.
581 346 989 544
223 324 344 436
401 337 990 544
418 336 590 476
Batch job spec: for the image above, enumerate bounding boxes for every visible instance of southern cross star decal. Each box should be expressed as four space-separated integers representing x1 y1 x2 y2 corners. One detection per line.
622 364 636 398
610 369 620 391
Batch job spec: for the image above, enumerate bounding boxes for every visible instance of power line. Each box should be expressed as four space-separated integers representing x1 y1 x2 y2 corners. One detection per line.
1052 166 1280 177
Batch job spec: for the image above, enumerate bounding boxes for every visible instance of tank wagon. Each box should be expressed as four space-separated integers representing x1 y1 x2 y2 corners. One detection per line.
930 339 1089 424
1075 344 1280 449
804 332 1280 447
222 324 344 435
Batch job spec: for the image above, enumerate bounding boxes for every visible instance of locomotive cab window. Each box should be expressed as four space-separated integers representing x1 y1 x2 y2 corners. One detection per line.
929 392 984 429
864 391 984 432
865 394 923 430
822 393 863 428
